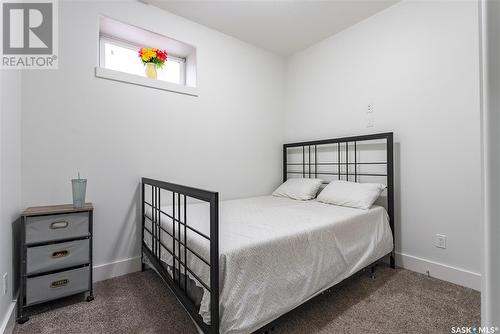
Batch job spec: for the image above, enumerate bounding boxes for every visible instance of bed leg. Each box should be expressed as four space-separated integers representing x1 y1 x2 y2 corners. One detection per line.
390 254 396 269
369 265 377 280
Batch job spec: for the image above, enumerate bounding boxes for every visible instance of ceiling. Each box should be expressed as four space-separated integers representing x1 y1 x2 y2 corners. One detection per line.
144 0 399 56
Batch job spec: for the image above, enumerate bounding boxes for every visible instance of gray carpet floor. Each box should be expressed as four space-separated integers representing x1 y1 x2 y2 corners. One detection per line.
14 265 480 334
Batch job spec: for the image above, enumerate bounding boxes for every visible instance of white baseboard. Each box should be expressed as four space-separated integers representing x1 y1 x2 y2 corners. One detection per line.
93 253 480 290
93 256 142 282
0 301 16 334
395 252 481 291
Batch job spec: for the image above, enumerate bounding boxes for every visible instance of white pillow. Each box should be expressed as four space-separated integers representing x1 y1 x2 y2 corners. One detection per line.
317 180 386 210
272 178 323 200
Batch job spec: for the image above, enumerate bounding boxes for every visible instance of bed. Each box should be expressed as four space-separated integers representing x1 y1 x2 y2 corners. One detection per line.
141 132 395 334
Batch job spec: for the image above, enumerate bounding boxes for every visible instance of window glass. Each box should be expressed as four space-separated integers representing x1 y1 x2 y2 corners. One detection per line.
102 40 184 85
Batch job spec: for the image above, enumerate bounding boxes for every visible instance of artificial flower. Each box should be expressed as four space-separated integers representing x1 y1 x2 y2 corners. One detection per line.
138 47 168 68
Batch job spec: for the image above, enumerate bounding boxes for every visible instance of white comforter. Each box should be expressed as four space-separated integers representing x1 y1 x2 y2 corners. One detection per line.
145 196 393 334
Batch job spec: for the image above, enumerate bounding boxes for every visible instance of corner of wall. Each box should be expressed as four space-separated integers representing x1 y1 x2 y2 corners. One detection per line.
0 70 23 334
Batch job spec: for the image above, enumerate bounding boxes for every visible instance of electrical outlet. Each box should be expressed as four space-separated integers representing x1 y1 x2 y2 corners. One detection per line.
2 273 7 295
367 118 374 128
435 234 446 249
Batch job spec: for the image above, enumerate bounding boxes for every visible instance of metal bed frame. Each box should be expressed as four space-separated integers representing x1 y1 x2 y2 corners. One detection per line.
141 132 395 334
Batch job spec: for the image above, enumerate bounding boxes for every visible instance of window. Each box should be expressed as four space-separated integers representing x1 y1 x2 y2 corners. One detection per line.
100 36 186 85
96 16 197 95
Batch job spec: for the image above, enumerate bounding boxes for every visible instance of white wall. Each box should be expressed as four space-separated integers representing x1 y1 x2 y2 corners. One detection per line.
21 0 284 277
284 0 482 289
0 70 22 333
481 0 500 325
18 0 484 294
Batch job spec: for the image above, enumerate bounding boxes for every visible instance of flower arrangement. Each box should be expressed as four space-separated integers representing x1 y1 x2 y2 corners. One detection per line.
138 48 168 68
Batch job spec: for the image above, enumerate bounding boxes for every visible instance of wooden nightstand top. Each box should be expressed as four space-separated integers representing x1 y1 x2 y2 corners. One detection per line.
22 203 93 217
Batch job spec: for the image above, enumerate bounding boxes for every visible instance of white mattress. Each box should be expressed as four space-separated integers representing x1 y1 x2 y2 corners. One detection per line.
145 195 393 334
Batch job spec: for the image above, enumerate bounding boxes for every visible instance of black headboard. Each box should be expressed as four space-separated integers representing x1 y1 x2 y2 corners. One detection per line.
283 132 395 268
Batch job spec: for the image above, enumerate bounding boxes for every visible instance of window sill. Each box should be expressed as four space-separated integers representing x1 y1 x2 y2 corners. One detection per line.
95 67 198 97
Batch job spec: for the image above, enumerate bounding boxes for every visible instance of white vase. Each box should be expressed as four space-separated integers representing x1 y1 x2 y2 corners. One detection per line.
145 63 157 80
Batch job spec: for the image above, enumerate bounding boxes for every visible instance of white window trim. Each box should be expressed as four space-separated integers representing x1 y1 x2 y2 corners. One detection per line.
95 67 198 96
98 34 187 86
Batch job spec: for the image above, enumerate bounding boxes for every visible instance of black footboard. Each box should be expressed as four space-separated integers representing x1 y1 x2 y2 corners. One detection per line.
140 132 395 334
141 178 219 334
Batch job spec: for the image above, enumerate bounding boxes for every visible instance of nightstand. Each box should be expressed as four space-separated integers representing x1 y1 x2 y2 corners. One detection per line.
17 203 94 324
